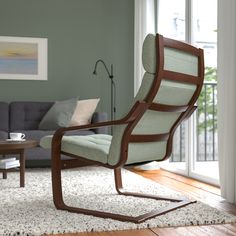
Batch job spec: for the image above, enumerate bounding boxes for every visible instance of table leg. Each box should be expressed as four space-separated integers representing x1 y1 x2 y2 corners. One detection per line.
2 170 7 179
1 154 7 179
20 150 25 187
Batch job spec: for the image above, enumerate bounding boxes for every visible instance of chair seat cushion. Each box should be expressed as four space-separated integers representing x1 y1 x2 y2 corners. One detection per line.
40 134 112 164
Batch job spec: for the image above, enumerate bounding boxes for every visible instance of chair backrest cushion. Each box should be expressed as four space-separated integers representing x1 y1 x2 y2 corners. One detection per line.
108 34 203 166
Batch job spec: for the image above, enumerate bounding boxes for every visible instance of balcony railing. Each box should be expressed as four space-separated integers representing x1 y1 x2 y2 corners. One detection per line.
171 82 218 162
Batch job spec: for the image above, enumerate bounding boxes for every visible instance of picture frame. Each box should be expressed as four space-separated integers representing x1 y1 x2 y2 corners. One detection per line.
0 36 47 80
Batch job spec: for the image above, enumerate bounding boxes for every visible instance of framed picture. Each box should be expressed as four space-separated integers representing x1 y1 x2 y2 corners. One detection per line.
0 36 47 80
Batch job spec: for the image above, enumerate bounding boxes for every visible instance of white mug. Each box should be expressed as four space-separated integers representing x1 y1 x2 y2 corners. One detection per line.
10 132 25 140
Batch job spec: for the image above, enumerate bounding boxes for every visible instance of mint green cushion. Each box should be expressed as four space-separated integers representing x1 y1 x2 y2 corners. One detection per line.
154 79 196 105
164 48 198 76
108 34 199 166
126 141 167 165
142 34 156 74
40 134 112 164
132 111 180 134
142 34 198 76
39 98 77 130
133 73 155 101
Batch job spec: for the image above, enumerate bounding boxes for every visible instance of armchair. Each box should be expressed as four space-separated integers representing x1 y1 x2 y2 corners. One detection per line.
40 33 204 223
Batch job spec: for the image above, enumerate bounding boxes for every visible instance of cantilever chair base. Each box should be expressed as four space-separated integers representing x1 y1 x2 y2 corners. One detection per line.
55 196 196 224
53 166 196 223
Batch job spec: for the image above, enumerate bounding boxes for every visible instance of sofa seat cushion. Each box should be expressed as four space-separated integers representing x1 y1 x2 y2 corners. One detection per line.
40 134 112 164
14 130 95 142
0 131 8 140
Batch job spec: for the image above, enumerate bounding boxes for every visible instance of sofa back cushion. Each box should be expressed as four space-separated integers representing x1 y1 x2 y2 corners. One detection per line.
0 102 9 131
10 102 53 131
39 98 77 130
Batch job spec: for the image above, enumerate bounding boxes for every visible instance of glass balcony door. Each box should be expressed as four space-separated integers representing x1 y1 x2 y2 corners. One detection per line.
157 0 218 185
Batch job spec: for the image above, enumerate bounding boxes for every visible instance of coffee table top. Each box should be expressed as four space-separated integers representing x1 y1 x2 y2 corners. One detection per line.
0 140 38 150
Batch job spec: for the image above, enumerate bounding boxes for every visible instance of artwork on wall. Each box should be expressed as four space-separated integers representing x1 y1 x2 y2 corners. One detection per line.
0 36 47 80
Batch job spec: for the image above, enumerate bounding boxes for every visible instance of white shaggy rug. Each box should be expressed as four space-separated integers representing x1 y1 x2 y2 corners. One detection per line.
0 167 236 236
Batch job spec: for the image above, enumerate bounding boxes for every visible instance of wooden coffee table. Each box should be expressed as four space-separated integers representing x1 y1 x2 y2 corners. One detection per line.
0 140 38 187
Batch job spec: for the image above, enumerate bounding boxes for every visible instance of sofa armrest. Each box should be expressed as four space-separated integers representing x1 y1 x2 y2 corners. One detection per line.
91 112 108 134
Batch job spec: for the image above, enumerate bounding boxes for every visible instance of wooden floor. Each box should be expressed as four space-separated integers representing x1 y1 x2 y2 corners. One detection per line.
47 168 236 236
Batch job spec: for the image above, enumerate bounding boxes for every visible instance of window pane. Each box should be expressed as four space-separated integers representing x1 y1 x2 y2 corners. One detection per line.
192 0 217 68
192 0 218 182
157 0 219 184
158 0 186 40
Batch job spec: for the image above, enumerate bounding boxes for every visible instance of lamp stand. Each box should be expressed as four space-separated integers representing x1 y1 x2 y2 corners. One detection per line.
93 60 116 134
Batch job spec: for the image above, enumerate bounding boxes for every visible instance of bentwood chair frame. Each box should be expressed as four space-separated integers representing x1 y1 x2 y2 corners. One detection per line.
50 34 204 223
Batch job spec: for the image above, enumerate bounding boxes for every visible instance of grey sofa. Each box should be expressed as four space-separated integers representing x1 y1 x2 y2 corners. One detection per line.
0 101 107 167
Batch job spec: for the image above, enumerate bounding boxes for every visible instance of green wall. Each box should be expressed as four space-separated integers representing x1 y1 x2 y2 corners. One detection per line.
0 0 134 118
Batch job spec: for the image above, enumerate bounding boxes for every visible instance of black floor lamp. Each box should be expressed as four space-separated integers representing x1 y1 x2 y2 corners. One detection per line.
93 60 116 127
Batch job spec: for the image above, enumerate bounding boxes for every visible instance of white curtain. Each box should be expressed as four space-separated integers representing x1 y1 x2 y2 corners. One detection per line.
218 0 236 203
133 0 159 170
134 0 156 95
